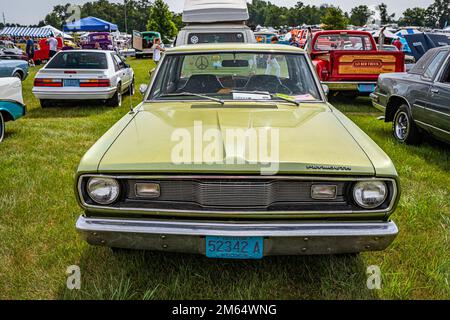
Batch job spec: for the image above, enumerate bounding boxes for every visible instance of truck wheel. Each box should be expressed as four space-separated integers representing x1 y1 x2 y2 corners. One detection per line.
40 99 53 108
393 105 420 144
107 85 122 107
0 112 4 143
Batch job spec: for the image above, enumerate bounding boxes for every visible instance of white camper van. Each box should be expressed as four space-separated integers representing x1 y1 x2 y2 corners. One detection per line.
175 0 256 46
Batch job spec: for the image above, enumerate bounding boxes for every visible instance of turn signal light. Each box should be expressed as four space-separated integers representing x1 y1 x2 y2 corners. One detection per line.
135 183 161 198
79 79 110 87
34 78 63 87
311 185 337 200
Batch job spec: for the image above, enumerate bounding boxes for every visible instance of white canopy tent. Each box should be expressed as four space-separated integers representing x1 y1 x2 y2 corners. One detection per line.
41 25 73 39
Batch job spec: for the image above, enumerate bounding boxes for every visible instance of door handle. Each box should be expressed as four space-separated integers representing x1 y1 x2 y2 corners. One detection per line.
431 88 439 94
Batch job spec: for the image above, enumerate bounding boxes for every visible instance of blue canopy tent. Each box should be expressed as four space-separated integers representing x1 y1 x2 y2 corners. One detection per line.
63 17 118 33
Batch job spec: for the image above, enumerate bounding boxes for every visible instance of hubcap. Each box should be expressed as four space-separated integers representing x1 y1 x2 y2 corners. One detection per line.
118 90 122 107
395 112 409 140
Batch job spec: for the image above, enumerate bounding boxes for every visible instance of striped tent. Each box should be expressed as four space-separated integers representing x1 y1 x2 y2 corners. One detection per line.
0 27 54 38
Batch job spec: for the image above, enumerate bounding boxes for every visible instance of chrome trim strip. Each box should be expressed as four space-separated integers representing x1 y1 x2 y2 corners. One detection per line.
77 175 398 215
415 120 450 134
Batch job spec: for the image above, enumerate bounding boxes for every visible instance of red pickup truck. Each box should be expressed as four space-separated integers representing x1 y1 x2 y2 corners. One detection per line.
310 30 405 95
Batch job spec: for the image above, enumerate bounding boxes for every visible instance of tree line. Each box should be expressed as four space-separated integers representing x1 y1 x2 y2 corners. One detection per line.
0 0 448 35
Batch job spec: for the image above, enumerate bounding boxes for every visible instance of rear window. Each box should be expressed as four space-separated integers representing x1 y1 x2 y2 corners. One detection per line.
315 34 373 51
188 33 245 44
46 52 108 69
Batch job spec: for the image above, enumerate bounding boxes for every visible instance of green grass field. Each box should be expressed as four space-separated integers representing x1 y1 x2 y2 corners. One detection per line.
0 58 448 300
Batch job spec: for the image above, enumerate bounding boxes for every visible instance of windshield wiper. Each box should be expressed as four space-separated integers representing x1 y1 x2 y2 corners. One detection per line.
231 90 300 107
160 92 225 106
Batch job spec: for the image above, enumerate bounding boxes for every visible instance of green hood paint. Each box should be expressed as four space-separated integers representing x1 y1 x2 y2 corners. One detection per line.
77 101 395 177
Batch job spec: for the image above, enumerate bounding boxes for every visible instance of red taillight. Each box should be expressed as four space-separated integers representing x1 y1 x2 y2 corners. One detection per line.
79 79 110 87
34 78 63 87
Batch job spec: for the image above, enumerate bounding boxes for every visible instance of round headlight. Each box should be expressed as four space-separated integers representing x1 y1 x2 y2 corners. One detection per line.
87 177 120 205
353 181 388 209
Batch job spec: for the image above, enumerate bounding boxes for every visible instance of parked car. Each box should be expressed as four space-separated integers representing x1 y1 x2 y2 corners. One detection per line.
0 40 28 61
0 59 29 80
310 30 405 95
32 50 135 108
33 37 64 65
0 77 26 142
81 32 113 51
371 46 450 144
132 31 161 58
75 43 400 258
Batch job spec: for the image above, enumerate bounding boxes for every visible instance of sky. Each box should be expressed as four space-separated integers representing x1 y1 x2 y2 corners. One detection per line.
0 0 436 25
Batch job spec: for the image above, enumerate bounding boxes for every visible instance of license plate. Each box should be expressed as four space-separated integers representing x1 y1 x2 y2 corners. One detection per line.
358 84 376 93
64 79 79 87
206 236 264 260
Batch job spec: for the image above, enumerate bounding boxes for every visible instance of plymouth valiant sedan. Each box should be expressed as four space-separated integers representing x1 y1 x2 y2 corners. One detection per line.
371 46 450 144
76 44 400 259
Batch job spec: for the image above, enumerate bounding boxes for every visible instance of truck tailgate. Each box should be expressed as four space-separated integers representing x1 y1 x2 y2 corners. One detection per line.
330 51 405 81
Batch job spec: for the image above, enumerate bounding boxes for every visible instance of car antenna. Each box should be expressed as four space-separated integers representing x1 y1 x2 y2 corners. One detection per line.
128 84 135 115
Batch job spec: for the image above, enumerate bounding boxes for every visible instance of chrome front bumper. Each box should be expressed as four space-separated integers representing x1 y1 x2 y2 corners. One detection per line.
76 216 398 256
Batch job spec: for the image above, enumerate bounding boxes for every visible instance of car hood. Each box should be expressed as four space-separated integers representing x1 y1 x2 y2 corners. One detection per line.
97 102 376 175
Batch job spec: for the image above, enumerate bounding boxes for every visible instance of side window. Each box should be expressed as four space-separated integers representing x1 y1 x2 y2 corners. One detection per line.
111 54 120 72
423 51 448 79
438 55 450 84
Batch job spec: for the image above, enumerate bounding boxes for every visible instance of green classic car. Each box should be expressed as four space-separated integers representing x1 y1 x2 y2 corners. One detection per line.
75 44 400 259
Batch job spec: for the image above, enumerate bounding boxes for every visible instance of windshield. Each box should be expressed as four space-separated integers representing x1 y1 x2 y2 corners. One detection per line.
46 52 108 69
148 52 321 102
315 34 373 51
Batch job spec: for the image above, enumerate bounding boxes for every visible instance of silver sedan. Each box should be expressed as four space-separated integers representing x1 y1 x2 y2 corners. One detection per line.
32 50 135 108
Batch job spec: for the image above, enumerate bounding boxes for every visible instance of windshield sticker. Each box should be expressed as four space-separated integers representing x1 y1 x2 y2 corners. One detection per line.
233 92 272 100
276 94 317 102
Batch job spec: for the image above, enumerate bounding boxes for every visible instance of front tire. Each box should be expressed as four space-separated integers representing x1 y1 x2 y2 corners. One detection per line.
40 99 53 108
0 112 5 143
393 105 420 144
128 79 135 96
107 85 122 107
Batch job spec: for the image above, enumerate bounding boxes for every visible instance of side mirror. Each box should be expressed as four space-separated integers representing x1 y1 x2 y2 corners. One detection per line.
149 68 156 77
139 84 148 96
322 84 329 97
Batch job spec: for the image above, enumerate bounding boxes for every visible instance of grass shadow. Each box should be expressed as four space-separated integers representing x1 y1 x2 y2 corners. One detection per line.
57 247 379 300
24 101 118 120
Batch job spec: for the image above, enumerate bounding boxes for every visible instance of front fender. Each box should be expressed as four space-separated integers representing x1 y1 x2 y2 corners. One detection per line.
0 100 26 122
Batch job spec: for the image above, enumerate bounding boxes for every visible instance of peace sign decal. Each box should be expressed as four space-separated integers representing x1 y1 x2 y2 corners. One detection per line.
195 56 209 70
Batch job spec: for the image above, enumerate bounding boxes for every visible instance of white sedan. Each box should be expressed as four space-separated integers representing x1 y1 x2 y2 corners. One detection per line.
32 50 135 108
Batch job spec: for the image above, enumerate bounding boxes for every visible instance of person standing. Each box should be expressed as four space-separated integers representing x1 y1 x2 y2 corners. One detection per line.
153 38 165 64
47 36 58 58
25 36 35 67
392 38 403 51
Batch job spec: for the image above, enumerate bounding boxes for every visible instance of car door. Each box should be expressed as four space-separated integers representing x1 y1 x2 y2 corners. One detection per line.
427 50 450 140
412 49 448 128
112 53 131 89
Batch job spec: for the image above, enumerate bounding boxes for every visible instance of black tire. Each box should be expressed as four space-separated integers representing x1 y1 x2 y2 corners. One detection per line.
40 99 53 108
107 84 122 107
128 79 135 96
393 105 421 144
12 71 22 80
0 112 5 143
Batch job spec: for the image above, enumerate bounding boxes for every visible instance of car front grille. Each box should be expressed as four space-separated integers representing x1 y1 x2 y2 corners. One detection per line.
125 178 347 210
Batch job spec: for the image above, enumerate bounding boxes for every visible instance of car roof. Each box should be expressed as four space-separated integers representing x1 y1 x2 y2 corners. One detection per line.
167 43 305 54
57 49 113 54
